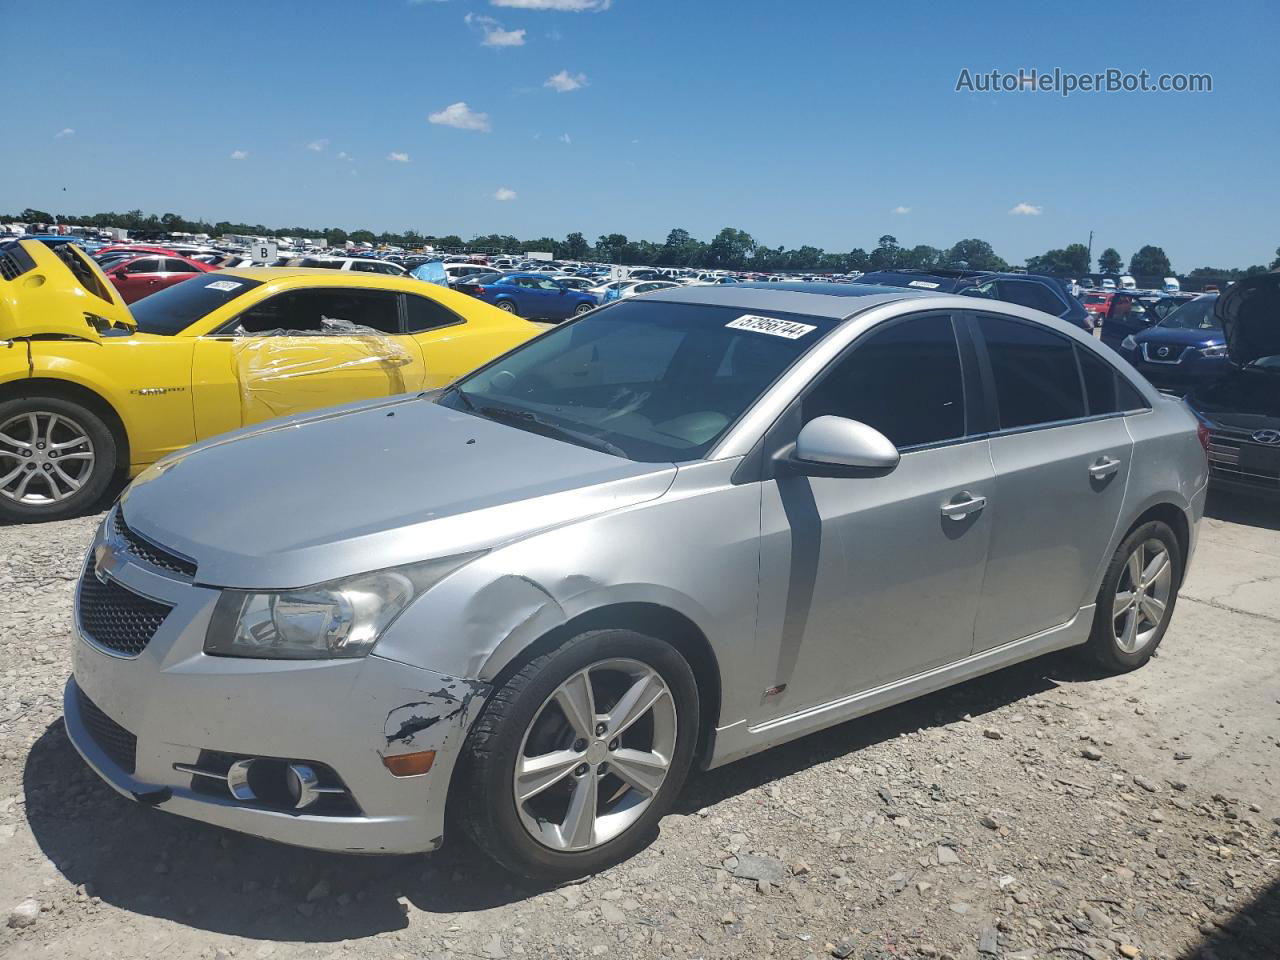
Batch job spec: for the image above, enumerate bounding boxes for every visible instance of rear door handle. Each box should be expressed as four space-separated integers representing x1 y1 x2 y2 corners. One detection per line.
1089 456 1122 480
941 493 986 520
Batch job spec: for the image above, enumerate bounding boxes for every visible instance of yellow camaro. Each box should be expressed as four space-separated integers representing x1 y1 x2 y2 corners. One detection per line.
0 240 539 522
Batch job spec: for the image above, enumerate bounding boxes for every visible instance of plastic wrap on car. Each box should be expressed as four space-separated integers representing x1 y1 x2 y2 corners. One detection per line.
231 318 416 423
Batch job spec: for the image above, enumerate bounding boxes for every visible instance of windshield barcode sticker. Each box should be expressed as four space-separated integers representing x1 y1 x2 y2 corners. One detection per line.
206 280 243 292
726 315 816 339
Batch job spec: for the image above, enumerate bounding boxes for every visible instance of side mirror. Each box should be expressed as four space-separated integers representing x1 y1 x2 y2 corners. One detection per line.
780 416 900 477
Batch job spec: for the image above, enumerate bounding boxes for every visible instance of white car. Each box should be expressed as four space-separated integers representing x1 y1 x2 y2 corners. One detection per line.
287 256 407 276
444 263 497 284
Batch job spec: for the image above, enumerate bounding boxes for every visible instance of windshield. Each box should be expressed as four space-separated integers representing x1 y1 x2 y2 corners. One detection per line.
1158 295 1220 331
441 300 835 462
128 275 264 335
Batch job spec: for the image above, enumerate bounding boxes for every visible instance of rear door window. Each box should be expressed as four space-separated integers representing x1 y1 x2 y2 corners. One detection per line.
996 280 1067 317
977 315 1086 429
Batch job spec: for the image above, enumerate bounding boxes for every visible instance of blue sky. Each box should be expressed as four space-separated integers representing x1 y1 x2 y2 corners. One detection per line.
4 0 1277 269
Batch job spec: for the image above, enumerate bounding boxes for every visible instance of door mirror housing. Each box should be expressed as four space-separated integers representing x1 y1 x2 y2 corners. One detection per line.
780 416 900 477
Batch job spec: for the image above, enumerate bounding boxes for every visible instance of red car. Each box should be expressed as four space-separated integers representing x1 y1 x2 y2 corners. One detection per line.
1081 291 1113 324
103 254 215 304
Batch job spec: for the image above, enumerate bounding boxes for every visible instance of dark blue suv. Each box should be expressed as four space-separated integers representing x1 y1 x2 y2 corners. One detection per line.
1113 294 1228 391
853 269 1092 331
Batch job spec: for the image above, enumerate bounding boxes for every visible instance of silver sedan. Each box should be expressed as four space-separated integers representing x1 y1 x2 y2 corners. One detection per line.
66 283 1208 878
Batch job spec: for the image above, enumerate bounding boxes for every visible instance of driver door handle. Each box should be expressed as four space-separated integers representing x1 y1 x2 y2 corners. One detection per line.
1089 456 1122 480
941 493 986 520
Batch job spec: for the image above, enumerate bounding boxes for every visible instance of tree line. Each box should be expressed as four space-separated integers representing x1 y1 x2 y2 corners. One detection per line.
8 207 1278 279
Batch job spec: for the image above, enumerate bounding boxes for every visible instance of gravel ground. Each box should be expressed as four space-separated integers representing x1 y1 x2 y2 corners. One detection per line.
1 493 1277 960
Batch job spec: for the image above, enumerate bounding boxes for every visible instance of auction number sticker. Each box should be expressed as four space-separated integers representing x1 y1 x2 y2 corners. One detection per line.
205 280 243 292
726 315 816 339
907 280 940 289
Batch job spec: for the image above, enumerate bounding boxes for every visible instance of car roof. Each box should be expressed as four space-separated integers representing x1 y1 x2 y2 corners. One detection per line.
641 281 939 319
216 267 421 286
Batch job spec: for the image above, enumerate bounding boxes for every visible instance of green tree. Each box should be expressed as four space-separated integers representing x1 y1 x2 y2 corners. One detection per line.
868 235 901 270
944 238 1007 271
1270 246 1280 270
20 208 54 225
563 232 589 260
1098 247 1123 274
1026 243 1090 275
902 245 943 270
706 227 755 269
1128 245 1172 278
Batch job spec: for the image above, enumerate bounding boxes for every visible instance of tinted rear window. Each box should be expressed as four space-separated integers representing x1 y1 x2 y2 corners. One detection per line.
130 275 265 335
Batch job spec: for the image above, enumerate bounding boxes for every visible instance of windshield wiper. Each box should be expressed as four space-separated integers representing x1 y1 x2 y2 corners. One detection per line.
444 385 477 412
477 404 628 458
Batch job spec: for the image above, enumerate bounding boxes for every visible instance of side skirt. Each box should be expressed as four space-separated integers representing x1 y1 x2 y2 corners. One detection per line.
705 607 1093 769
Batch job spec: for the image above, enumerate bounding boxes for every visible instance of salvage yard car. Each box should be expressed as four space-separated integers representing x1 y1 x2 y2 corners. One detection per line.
66 283 1207 879
0 239 539 522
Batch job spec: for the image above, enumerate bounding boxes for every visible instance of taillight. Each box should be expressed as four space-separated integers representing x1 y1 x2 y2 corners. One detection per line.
459 284 482 296
1196 420 1211 452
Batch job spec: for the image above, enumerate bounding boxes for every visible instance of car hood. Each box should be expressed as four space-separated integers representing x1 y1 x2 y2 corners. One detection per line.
121 395 677 589
1137 326 1223 347
1217 272 1280 366
0 240 134 341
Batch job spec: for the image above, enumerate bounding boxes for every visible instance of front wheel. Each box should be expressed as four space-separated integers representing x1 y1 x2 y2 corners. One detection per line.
0 397 118 523
458 629 699 879
1085 520 1182 672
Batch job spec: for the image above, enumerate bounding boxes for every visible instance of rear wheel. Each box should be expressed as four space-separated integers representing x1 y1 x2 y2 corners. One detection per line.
0 397 117 523
1085 520 1182 672
573 303 594 316
496 299 518 314
459 629 699 879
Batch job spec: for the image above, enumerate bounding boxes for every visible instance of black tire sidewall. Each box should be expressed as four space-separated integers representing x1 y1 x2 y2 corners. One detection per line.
0 396 117 523
1089 520 1182 672
465 629 699 879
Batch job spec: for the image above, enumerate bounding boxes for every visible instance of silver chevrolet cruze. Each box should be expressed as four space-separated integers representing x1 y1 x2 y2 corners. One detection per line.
66 284 1208 878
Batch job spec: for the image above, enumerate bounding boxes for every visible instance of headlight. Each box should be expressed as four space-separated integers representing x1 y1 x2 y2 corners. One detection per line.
1198 344 1228 358
1120 335 1137 351
204 554 481 659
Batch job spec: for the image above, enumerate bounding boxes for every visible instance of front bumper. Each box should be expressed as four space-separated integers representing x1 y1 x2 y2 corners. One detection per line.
66 537 490 855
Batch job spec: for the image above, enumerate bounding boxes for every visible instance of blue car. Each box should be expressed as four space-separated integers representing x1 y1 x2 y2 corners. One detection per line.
1115 294 1228 391
455 272 599 321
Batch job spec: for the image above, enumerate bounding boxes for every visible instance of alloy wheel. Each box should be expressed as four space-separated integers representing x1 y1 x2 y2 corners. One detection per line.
0 412 96 505
1112 539 1173 653
514 658 677 853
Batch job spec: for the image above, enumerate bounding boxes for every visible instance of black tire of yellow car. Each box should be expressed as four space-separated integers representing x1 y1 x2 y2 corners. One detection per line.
0 396 117 524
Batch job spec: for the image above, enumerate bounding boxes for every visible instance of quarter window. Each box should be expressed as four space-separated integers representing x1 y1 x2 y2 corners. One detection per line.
405 294 463 332
801 314 967 448
978 315 1085 429
1077 346 1120 415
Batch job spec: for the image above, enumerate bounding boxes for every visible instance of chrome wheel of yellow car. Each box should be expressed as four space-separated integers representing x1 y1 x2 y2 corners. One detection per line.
0 398 117 523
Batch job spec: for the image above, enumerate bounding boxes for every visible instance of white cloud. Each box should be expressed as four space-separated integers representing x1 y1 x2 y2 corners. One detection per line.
306 138 330 152
1009 202 1043 216
466 12 526 46
387 151 411 163
559 132 572 144
54 128 74 139
492 0 610 10
337 151 353 161
229 149 249 160
429 102 492 132
494 187 518 201
892 205 911 215
544 69 587 92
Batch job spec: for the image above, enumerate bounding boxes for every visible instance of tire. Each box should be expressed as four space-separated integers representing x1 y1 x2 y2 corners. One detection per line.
496 299 518 314
458 628 699 880
1085 520 1182 672
573 303 594 316
0 396 118 524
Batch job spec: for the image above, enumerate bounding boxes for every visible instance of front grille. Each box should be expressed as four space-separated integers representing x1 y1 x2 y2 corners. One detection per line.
75 687 137 775
1208 432 1280 489
77 572 173 656
112 510 197 579
1141 343 1190 364
0 244 35 282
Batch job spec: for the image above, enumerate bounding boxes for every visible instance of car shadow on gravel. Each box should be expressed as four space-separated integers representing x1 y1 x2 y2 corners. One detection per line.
1205 490 1280 532
1179 874 1280 960
678 647 1104 814
24 648 1106 944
